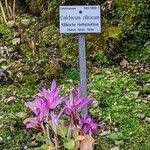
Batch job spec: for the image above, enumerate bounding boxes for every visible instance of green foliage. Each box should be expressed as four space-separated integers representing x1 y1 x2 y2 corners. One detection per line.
88 68 150 149
0 24 11 35
66 68 79 81
63 139 75 150
57 125 68 138
93 50 109 64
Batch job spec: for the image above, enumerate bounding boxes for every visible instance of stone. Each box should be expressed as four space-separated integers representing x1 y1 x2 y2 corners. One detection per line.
0 68 9 84
120 59 129 67
100 130 111 136
93 101 99 107
147 95 150 101
24 146 28 150
12 38 21 45
21 19 30 26
13 32 20 37
7 136 11 140
132 91 140 99
111 147 120 150
137 113 145 119
5 96 16 103
6 20 15 28
16 71 23 80
114 128 119 132
145 117 150 123
136 99 142 103
0 45 9 57
0 137 3 143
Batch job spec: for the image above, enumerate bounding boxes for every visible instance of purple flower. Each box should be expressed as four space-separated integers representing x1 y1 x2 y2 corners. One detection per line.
80 115 102 135
39 80 63 110
25 96 49 129
23 117 41 129
64 88 93 116
50 108 65 124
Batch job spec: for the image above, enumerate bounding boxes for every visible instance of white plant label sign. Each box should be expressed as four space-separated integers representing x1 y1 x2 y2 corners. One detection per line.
59 5 101 33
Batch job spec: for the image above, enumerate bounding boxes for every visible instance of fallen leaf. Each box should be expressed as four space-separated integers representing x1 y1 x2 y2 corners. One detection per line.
75 135 85 141
45 146 55 150
80 135 94 150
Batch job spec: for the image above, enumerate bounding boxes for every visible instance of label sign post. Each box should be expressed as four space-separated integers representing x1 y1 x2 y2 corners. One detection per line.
59 5 101 115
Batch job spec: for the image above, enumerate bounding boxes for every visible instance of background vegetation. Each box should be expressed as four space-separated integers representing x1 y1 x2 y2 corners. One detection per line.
0 0 149 149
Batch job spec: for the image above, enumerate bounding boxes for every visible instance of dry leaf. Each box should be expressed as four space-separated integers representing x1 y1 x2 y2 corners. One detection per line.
75 135 86 141
45 146 55 150
80 135 94 150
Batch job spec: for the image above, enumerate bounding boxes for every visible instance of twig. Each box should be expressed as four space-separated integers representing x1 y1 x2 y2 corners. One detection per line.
0 0 7 23
46 124 53 146
8 6 13 17
5 0 11 19
13 0 15 20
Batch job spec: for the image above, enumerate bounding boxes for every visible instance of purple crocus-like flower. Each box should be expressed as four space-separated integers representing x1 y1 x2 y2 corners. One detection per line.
23 117 40 129
64 87 93 116
25 96 49 129
50 108 65 124
39 80 63 110
80 115 102 135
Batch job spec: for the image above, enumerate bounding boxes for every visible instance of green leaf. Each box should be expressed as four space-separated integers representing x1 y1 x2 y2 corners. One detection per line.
57 125 68 138
109 132 124 140
63 139 75 150
15 112 27 119
35 133 45 142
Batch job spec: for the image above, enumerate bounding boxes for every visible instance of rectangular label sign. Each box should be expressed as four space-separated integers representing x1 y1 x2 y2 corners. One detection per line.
59 5 101 33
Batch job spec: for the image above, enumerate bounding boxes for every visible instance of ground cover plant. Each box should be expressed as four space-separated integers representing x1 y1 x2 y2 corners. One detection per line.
0 67 150 149
0 0 150 149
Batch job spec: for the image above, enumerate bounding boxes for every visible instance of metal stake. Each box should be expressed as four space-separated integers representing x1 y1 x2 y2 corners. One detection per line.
78 34 87 115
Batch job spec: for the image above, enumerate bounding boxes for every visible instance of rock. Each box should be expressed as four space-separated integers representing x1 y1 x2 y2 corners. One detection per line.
13 32 20 37
100 130 111 136
24 146 28 150
136 99 142 103
147 95 150 101
132 91 140 99
0 137 3 143
7 136 11 140
111 147 120 150
93 101 99 107
21 19 30 26
12 38 21 45
145 117 150 123
0 45 9 57
120 59 129 67
6 20 15 28
0 68 9 84
137 113 145 119
16 71 24 81
114 128 119 132
5 96 16 103
12 52 22 59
